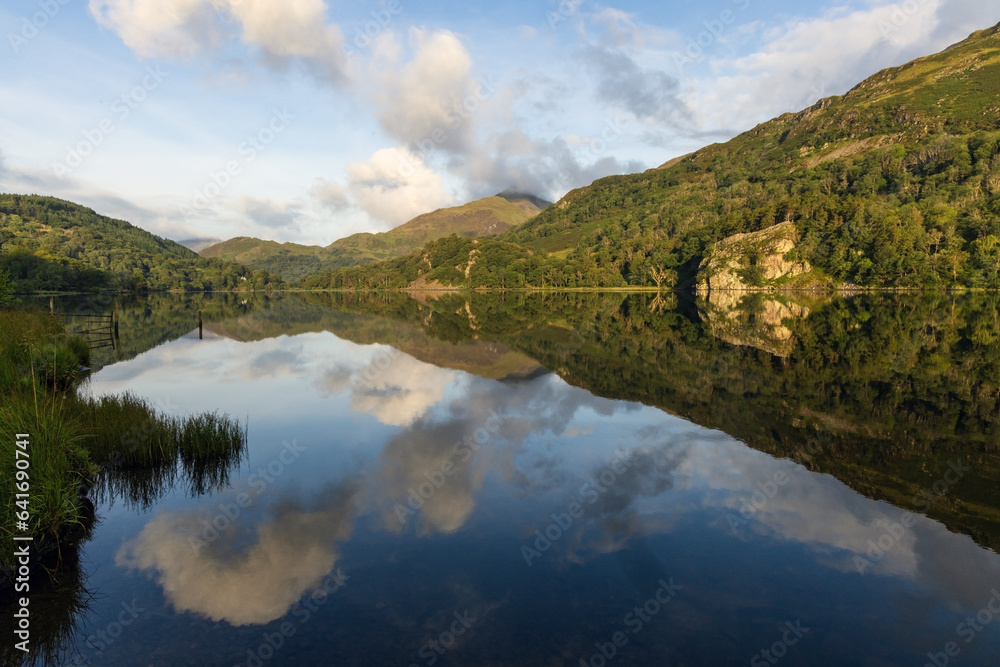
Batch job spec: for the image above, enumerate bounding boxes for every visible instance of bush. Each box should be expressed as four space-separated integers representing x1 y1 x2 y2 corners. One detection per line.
0 269 15 307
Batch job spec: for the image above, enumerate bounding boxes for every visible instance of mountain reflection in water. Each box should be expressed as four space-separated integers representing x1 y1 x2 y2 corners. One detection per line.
9 291 1000 666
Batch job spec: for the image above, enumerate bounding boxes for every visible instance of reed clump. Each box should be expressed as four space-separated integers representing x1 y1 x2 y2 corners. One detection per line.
0 307 246 575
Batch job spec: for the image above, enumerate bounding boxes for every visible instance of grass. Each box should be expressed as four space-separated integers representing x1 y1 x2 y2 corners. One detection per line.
0 311 93 552
0 307 247 574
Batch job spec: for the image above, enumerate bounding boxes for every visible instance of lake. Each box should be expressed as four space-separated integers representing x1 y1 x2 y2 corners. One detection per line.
8 291 1000 666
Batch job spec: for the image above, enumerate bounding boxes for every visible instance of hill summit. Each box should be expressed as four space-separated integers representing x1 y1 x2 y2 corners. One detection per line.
307 22 1000 290
0 194 281 291
201 192 550 282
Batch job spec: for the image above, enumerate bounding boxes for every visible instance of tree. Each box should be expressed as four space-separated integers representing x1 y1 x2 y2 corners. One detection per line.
0 269 16 307
648 265 674 290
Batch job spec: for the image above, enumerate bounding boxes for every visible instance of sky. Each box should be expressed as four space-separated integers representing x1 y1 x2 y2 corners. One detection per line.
0 0 997 247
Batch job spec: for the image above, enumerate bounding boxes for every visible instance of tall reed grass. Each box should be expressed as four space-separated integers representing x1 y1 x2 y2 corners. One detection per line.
0 307 246 574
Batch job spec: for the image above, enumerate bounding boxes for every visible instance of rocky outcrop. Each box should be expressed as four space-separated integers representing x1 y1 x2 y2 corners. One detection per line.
696 222 814 293
699 292 813 357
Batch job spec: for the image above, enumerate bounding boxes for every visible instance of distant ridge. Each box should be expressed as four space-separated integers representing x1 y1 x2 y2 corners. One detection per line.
0 194 282 291
178 237 223 253
200 192 550 282
305 22 1000 290
496 188 553 212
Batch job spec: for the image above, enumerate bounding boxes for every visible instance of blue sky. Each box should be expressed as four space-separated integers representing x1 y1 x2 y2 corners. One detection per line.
0 0 996 246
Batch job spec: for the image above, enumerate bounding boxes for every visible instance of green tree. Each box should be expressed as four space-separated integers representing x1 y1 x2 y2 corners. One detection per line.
0 269 14 306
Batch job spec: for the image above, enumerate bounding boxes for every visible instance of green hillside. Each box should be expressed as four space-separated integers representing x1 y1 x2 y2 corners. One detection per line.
316 23 1000 290
202 192 549 282
0 195 283 292
299 235 566 290
199 236 331 284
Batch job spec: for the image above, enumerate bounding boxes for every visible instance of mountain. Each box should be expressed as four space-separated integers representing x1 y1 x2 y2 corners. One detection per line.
0 194 283 292
178 237 223 253
496 188 554 213
201 193 550 282
198 236 332 284
312 22 1000 290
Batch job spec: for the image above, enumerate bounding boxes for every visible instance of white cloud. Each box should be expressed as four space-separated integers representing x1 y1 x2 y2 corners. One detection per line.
89 0 347 80
681 0 957 130
589 8 646 49
346 354 456 427
227 0 346 79
345 146 453 227
377 421 485 534
239 196 302 231
89 0 221 58
581 44 693 127
310 177 351 211
371 28 479 153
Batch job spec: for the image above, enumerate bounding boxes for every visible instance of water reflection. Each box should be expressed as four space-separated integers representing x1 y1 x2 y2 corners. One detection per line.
117 480 358 626
15 292 1000 665
0 528 92 667
111 358 664 625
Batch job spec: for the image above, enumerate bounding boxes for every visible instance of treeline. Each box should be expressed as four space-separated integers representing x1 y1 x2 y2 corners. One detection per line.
0 194 283 292
298 234 632 289
308 132 1000 291
311 27 1000 290
506 132 1000 289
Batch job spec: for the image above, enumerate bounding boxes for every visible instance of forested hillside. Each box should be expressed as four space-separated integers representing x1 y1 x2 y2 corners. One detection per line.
299 236 556 289
504 22 1000 288
312 23 1000 290
0 195 282 292
203 193 548 282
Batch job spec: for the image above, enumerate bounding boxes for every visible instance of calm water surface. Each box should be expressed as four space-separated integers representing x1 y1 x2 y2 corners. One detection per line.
13 292 1000 666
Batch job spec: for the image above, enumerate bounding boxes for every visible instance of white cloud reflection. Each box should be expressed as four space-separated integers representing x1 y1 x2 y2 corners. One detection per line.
107 327 1000 628
117 483 358 626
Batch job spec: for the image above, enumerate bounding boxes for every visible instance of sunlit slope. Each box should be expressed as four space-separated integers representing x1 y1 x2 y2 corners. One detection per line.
500 22 1000 288
202 193 548 282
0 194 282 291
